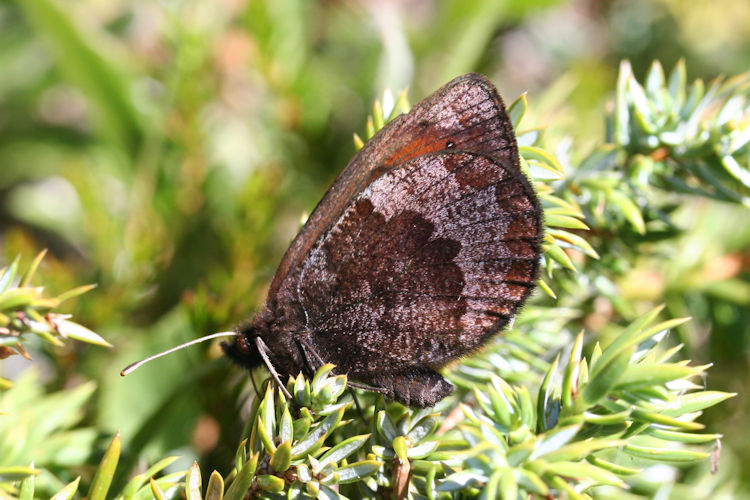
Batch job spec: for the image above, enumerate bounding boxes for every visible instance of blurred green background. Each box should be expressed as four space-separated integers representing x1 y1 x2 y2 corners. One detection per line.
1 0 749 495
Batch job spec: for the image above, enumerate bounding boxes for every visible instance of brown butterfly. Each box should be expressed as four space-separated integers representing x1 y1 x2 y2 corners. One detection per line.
219 73 543 407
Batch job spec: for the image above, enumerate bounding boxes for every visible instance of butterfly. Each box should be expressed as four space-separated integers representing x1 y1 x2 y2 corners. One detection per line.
222 73 543 407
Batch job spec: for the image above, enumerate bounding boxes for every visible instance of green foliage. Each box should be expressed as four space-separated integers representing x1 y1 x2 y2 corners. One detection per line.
2 59 744 498
2 346 726 499
566 60 750 253
0 251 104 383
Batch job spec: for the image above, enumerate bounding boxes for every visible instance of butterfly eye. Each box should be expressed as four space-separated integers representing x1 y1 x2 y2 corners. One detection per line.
237 334 252 354
446 140 456 149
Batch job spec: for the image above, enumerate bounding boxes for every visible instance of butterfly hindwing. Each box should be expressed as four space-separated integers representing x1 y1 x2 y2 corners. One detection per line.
296 150 541 373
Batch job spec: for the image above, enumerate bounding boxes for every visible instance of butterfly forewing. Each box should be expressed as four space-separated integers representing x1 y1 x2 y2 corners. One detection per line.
267 74 521 301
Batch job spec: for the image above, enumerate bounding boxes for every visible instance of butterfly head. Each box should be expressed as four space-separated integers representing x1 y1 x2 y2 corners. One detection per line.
221 326 263 370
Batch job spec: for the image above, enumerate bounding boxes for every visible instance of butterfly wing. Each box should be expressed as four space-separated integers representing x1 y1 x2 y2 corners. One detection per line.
297 150 541 369
255 73 542 405
267 73 521 301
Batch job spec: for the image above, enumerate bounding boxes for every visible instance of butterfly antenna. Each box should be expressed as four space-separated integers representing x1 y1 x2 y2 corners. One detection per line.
254 336 294 400
120 331 236 376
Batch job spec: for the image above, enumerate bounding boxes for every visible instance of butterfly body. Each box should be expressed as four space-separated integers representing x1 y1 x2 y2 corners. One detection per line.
223 73 543 407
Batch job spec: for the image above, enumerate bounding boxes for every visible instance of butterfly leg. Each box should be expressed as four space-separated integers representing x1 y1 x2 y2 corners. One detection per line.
297 337 389 392
255 336 293 400
296 338 449 406
296 336 327 375
296 338 382 420
370 368 454 408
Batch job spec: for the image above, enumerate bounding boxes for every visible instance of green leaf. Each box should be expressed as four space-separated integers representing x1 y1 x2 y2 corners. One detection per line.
515 468 548 496
291 406 345 459
326 375 347 401
540 439 624 462
623 444 709 463
537 354 559 431
224 452 258 500
260 385 276 446
88 432 120 500
0 256 20 293
388 89 410 120
258 474 285 493
437 471 487 492
516 128 543 147
18 465 36 500
353 133 365 151
499 466 519 500
643 427 721 444
293 414 312 442
530 425 580 459
614 60 632 146
586 455 641 475
0 287 39 312
544 214 589 230
407 440 439 459
318 484 343 500
271 440 292 472
607 189 646 233
18 250 47 287
372 98 385 132
628 73 656 134
481 468 502 500
667 58 687 109
508 93 528 128
582 410 631 425
646 60 666 101
580 347 632 407
540 460 626 487
407 414 439 442
720 154 750 189
548 475 586 500
121 456 182 497
184 462 202 500
50 477 81 500
326 460 382 484
277 407 293 445
312 363 336 395
507 442 533 466
616 363 701 389
537 278 557 299
0 466 42 480
149 478 167 500
520 146 564 176
54 283 98 304
662 391 736 417
53 319 112 347
376 410 399 442
205 471 224 500
518 385 536 429
547 229 599 259
544 241 577 272
256 416 276 454
131 471 186 500
562 333 583 409
392 435 408 462
318 434 370 468
594 306 663 372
